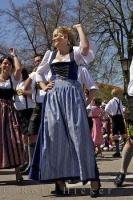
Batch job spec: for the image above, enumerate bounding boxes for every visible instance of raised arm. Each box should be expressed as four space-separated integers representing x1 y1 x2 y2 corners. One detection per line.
9 48 22 80
73 24 89 56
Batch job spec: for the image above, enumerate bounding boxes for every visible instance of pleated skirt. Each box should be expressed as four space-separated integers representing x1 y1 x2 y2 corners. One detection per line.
0 99 24 168
29 79 99 182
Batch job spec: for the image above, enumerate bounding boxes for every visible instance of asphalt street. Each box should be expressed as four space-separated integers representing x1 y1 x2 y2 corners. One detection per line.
0 151 133 200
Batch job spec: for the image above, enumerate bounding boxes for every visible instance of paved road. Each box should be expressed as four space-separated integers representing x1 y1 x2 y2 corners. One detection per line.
0 151 133 200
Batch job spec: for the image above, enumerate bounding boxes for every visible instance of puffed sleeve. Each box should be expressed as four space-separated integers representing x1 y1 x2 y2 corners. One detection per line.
78 67 99 91
127 59 133 96
73 44 95 66
36 50 52 82
129 59 133 82
29 72 36 80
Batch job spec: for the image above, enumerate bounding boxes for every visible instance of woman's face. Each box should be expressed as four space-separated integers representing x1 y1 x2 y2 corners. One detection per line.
0 59 12 74
52 30 68 48
34 56 42 67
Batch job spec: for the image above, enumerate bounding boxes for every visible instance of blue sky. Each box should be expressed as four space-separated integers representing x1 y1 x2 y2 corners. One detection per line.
0 0 27 9
0 0 28 46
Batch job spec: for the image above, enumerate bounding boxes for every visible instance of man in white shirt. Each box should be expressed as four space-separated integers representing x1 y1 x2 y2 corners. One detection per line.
105 88 127 158
21 54 51 174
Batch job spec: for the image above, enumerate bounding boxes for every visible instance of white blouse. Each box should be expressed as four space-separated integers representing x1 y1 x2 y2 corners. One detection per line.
127 58 133 96
78 66 98 91
36 46 95 82
0 74 19 89
29 71 51 103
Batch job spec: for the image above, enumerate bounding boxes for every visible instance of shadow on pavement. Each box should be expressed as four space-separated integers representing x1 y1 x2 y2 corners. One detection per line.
0 179 40 186
100 172 119 176
100 187 133 197
42 187 133 198
0 171 15 175
100 172 133 182
43 188 90 198
125 177 133 182
97 157 122 161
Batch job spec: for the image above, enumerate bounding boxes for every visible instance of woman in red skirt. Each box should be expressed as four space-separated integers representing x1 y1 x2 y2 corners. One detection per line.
0 48 24 184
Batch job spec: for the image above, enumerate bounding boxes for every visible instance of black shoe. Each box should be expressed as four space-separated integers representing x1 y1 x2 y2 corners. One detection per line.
16 176 23 185
90 188 100 198
112 152 121 158
51 183 67 195
90 180 101 198
114 172 125 187
16 172 24 185
82 180 88 185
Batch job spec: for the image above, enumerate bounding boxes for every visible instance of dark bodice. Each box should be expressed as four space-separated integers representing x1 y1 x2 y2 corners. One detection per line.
49 49 78 80
0 77 14 100
0 88 15 100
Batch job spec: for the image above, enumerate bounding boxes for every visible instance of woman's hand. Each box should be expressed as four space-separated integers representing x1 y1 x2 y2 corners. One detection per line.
39 81 55 92
45 81 55 91
73 24 82 29
9 48 17 57
9 48 21 80
73 23 89 56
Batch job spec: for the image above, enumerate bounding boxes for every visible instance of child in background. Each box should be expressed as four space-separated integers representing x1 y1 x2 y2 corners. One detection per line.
91 98 104 156
101 102 112 151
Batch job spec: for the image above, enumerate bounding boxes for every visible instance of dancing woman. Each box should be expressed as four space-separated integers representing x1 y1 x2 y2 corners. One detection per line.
29 24 101 197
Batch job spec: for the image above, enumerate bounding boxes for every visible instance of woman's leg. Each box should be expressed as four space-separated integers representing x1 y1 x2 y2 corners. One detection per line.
96 145 103 157
90 161 101 197
114 138 133 187
120 139 133 174
51 181 66 195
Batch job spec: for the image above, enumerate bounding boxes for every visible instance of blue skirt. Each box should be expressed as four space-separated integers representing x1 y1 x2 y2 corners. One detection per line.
29 79 99 182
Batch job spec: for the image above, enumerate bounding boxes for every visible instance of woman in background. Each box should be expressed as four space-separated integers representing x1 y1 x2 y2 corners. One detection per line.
0 48 24 184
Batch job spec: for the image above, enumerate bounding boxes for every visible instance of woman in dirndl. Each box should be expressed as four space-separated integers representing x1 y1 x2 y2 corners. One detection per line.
0 48 24 184
29 24 101 197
